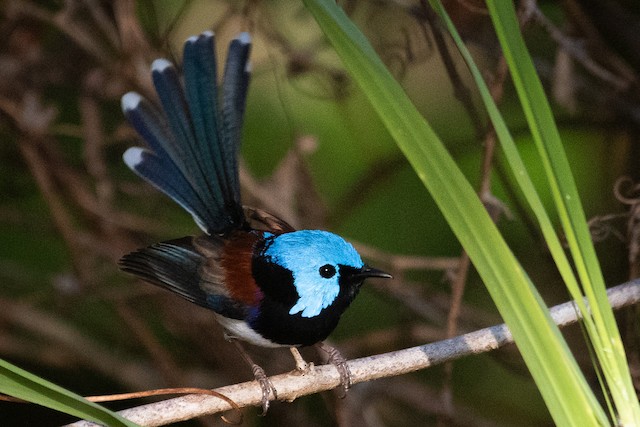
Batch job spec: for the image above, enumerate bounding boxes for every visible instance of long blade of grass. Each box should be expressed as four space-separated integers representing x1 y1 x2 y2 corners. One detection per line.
427 0 584 312
429 0 608 411
302 0 606 424
0 358 138 427
486 2 640 424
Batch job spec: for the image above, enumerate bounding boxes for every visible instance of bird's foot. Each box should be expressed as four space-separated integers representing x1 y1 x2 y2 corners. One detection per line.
289 347 314 374
250 363 278 415
316 342 351 398
228 337 277 414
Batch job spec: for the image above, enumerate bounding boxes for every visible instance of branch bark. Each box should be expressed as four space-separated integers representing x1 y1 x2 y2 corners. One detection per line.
67 279 640 427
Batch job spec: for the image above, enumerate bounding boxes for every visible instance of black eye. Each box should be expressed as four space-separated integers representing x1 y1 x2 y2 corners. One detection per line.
319 264 336 278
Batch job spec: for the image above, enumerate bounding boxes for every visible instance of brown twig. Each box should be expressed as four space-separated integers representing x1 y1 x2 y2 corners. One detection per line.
417 0 485 139
531 6 631 91
18 137 94 287
114 303 186 387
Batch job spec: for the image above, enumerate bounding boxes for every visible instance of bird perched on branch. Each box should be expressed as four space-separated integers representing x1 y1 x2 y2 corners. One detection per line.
119 31 391 412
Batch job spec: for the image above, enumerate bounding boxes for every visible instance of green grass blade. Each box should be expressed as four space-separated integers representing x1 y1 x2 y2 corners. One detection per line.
486 2 640 424
428 0 608 420
427 0 585 311
302 0 606 424
0 358 139 427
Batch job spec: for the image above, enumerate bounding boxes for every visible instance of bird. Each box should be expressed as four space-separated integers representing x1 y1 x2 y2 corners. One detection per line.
118 31 392 412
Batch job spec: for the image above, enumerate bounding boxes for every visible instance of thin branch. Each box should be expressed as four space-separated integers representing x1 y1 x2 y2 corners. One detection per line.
355 242 460 272
531 6 632 91
441 36 512 416
81 0 121 49
417 0 485 139
67 279 640 427
114 303 187 387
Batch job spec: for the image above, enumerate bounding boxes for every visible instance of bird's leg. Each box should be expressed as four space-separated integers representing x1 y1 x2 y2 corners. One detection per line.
227 336 277 414
289 347 313 373
316 341 351 397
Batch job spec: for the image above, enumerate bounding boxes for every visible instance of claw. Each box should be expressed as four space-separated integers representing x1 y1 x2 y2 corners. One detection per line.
250 363 278 414
316 342 351 397
229 337 277 413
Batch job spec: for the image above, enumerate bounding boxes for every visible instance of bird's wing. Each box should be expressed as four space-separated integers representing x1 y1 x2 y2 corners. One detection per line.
121 32 251 235
119 236 248 320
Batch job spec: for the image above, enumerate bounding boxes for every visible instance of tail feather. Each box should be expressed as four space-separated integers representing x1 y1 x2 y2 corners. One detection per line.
121 32 251 235
150 57 230 226
183 33 228 207
121 88 219 232
221 33 252 200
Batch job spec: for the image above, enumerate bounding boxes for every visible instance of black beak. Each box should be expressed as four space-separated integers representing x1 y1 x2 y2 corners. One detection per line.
351 265 393 281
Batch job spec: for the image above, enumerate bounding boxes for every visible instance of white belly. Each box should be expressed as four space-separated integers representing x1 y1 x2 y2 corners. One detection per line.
215 315 284 348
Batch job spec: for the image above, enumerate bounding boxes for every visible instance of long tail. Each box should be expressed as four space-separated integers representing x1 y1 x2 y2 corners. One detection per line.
121 32 251 235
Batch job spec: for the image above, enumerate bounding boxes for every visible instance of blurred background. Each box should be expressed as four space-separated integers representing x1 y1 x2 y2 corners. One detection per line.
1 0 639 425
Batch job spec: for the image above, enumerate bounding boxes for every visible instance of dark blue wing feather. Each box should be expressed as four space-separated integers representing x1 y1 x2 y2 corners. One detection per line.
119 237 247 319
121 32 252 235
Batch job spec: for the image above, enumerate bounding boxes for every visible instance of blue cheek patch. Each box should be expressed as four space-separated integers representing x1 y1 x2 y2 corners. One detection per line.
288 276 340 318
263 230 364 318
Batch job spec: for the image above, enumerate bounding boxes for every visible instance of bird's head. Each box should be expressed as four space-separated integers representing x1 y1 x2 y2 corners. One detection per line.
259 230 391 318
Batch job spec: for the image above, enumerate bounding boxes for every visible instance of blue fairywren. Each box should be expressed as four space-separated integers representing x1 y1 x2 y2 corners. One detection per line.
119 31 391 412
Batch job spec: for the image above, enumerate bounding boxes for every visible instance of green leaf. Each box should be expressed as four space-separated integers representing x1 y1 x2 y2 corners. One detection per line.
302 0 607 425
428 0 611 422
485 2 640 424
0 358 138 427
